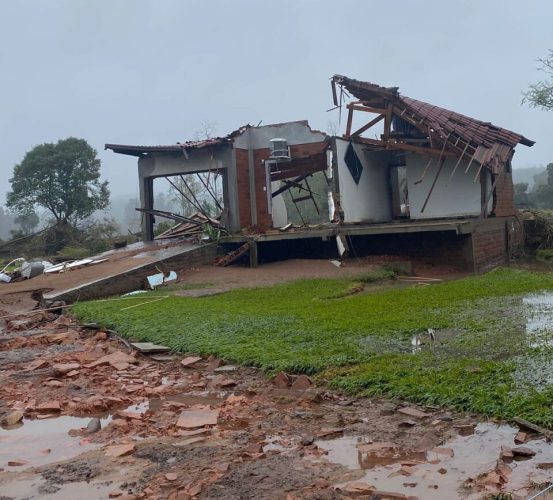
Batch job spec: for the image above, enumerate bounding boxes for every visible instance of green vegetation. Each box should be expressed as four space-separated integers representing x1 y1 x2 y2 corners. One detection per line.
72 268 553 426
7 137 109 224
524 49 553 111
536 248 553 262
515 163 553 210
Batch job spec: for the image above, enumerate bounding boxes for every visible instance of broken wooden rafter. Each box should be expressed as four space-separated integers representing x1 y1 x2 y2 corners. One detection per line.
165 176 211 221
135 208 205 225
473 161 485 183
348 103 388 115
420 156 446 213
179 175 211 220
391 104 479 160
331 80 338 107
195 172 223 212
214 242 251 267
449 142 470 179
345 106 354 137
354 137 457 157
383 103 392 140
272 176 311 198
351 114 385 137
414 156 433 185
464 151 478 174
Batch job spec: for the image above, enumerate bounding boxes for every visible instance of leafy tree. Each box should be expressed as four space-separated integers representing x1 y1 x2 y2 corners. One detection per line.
524 50 553 110
532 163 553 208
0 207 16 240
7 137 110 224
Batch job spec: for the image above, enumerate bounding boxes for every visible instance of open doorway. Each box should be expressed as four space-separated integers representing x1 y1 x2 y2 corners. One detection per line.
390 165 409 219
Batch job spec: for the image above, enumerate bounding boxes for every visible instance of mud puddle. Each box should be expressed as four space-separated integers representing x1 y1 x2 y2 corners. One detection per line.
0 477 115 500
0 415 110 469
317 423 553 498
0 390 231 472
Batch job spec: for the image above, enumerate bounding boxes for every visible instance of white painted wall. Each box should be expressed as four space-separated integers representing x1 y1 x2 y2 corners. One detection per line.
406 155 492 219
271 181 288 228
335 138 393 223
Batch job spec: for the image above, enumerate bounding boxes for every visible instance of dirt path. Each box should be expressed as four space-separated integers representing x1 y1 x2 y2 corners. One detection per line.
172 258 467 297
0 299 551 499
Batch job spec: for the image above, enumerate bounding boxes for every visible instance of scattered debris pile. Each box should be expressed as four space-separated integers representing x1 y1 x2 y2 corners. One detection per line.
0 256 109 284
146 211 221 240
0 301 552 498
521 209 553 252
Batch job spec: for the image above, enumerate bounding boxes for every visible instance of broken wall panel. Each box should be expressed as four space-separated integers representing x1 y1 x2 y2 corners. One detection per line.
231 123 329 231
334 138 393 223
406 155 493 219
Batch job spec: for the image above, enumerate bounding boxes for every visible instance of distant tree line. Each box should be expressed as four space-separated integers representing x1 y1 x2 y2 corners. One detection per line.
514 163 553 210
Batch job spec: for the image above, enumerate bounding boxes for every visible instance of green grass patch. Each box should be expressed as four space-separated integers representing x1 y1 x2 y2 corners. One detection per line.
72 267 553 426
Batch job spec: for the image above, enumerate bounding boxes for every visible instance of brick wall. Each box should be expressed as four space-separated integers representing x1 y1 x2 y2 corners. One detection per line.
235 141 328 231
235 149 251 228
494 171 515 217
471 218 508 272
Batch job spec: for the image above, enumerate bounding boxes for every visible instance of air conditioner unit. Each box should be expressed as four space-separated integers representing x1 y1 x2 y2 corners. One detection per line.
269 138 290 160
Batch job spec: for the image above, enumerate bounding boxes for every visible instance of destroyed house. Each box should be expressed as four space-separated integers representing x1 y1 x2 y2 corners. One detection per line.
106 75 534 272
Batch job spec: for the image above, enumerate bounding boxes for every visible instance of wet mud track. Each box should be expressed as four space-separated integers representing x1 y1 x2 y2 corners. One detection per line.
0 306 552 499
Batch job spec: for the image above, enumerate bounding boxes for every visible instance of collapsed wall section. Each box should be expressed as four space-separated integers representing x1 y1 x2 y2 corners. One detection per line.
232 122 328 231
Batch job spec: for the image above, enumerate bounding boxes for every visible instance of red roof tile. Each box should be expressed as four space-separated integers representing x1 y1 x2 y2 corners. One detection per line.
333 75 534 149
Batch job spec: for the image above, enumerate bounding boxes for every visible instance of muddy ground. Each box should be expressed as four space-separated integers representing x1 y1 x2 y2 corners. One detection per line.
1 292 553 499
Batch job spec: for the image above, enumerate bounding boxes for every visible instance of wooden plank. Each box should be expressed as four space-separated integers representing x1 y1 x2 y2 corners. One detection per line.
464 151 478 174
354 137 456 157
351 114 385 137
345 106 354 138
414 156 433 185
421 156 446 213
348 103 388 115
473 161 485 183
135 208 202 225
214 242 251 267
331 80 338 106
449 142 470 179
292 195 313 203
383 103 392 139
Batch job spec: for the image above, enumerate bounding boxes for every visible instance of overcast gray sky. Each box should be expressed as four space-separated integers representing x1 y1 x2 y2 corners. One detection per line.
1 0 552 207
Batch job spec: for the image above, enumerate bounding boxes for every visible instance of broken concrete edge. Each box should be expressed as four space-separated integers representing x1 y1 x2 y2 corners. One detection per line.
42 242 217 303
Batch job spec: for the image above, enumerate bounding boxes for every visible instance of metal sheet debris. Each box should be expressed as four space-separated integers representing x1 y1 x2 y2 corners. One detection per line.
146 270 177 289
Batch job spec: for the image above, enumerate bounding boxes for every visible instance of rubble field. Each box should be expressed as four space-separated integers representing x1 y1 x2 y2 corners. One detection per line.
1 289 553 499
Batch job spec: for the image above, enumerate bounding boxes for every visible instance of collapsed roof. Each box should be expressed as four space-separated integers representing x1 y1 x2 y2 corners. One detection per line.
105 125 250 157
332 75 534 174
